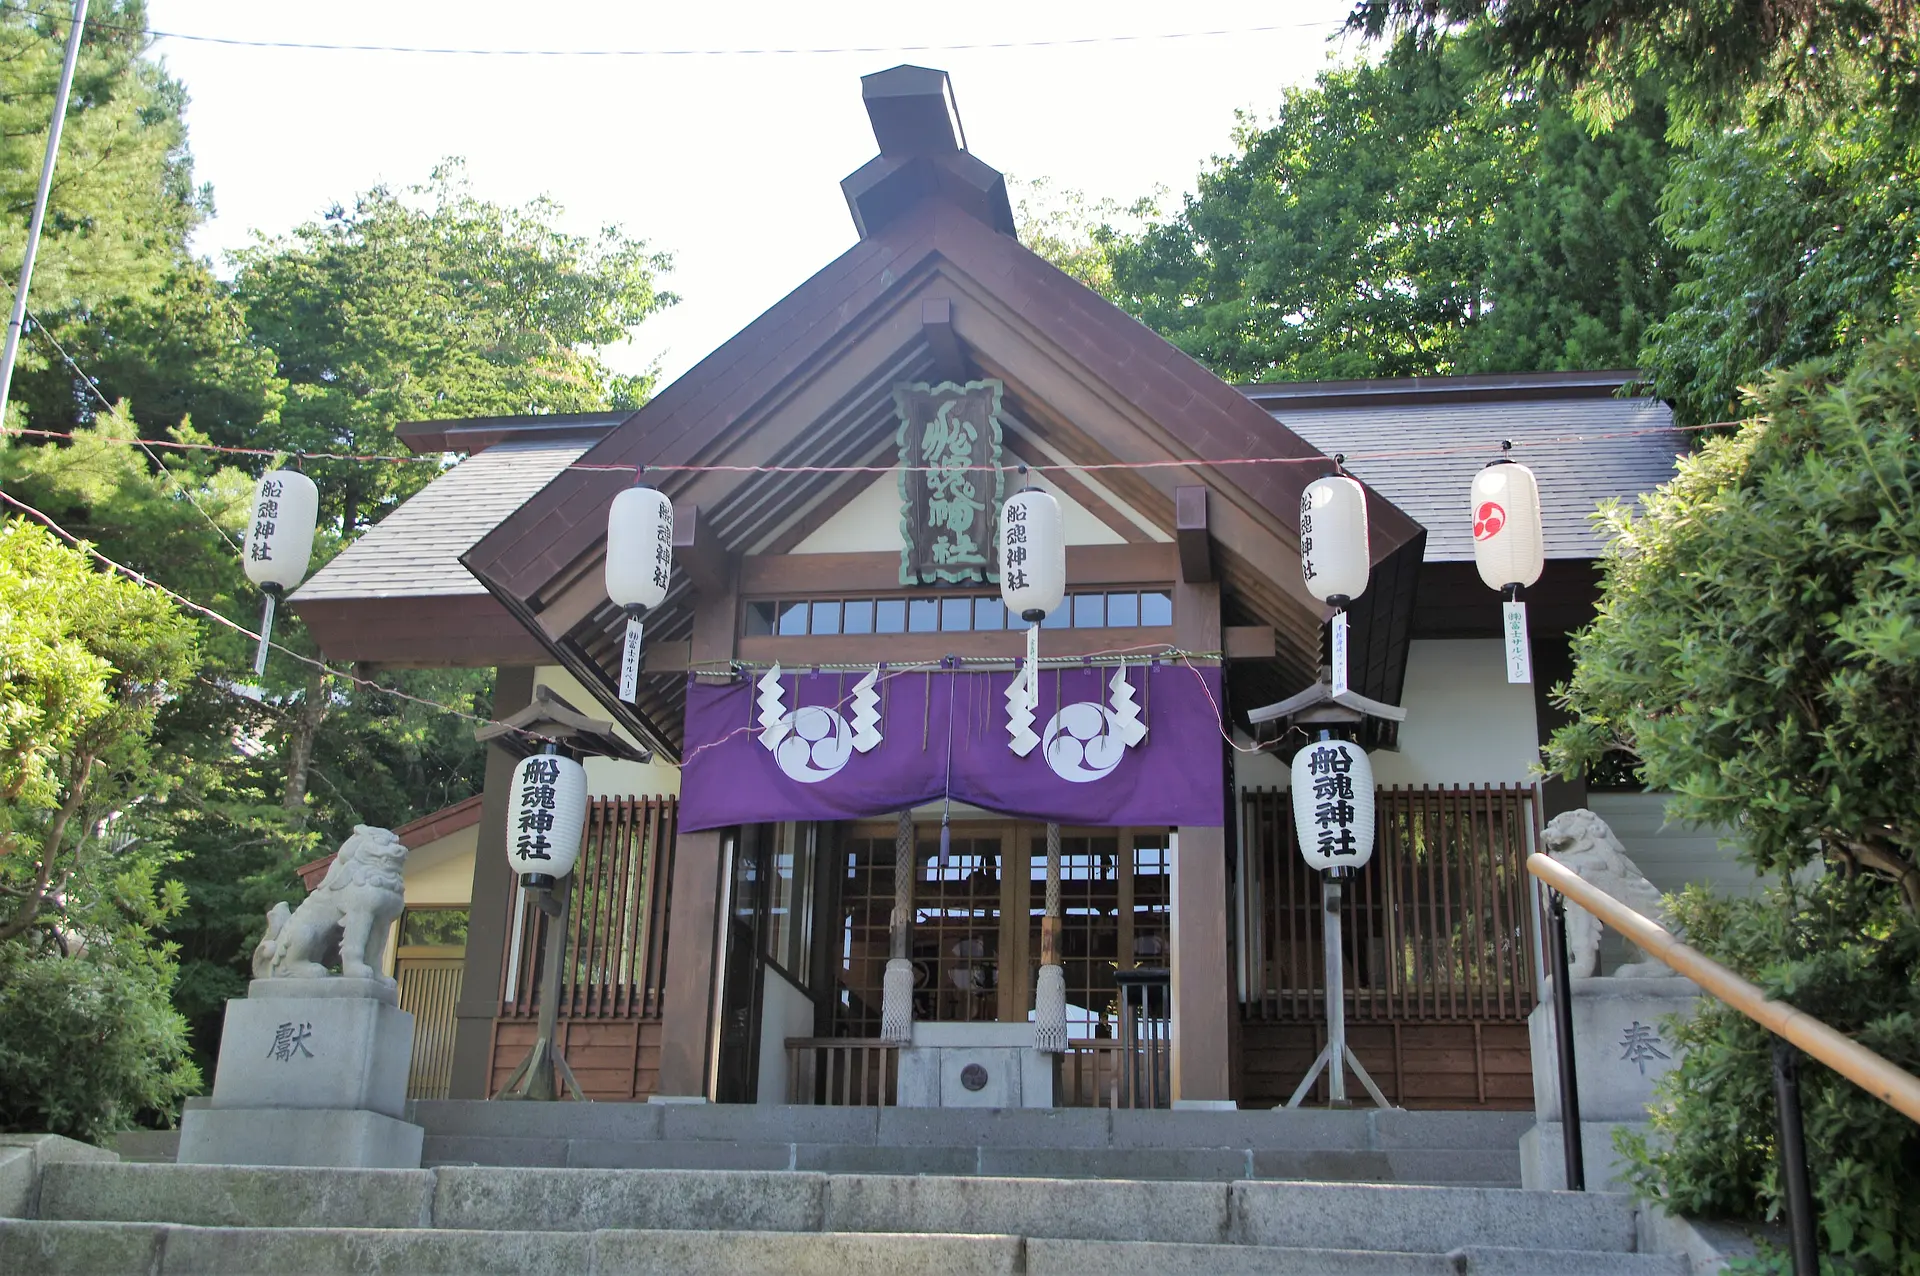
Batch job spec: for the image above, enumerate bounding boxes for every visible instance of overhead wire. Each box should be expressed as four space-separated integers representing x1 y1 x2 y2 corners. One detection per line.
22 307 246 554
0 484 553 744
0 415 1732 477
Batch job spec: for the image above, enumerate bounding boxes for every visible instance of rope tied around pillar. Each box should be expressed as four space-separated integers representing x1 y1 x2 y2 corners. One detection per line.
1035 821 1068 1053
880 809 916 1043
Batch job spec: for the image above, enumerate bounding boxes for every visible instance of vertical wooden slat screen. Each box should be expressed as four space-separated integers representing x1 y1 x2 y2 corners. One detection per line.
499 795 677 1023
1239 784 1541 1024
396 949 464 1099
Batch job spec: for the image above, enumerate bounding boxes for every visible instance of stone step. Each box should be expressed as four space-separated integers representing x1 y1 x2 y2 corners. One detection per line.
408 1099 1535 1151
36 1162 1639 1254
420 1134 1518 1186
0 1221 1691 1276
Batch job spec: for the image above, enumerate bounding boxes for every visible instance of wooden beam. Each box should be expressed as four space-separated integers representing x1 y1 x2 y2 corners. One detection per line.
673 504 732 599
1223 625 1274 661
737 543 1176 595
1175 486 1213 583
921 297 966 382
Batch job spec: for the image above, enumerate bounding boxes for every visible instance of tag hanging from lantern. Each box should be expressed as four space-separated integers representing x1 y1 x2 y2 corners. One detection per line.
1291 738 1375 872
606 483 674 704
1330 611 1351 697
506 748 589 887
242 468 319 677
1001 478 1064 735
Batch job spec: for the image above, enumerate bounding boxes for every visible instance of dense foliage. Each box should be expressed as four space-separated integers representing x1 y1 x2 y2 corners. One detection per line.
1548 322 1920 1267
0 3 673 1120
0 521 202 1138
1096 36 1674 382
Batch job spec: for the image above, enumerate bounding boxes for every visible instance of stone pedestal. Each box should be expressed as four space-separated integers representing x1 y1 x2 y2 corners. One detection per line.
178 978 423 1168
1521 975 1699 1190
896 1022 1055 1108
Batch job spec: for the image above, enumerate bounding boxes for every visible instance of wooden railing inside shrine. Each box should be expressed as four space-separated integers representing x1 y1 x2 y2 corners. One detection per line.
489 796 676 1100
1238 784 1543 1109
784 1039 898 1106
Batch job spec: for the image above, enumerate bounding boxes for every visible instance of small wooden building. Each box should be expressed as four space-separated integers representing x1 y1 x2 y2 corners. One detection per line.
291 66 1686 1111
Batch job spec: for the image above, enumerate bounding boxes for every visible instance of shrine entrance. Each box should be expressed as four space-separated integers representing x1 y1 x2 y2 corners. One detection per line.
833 819 1172 1040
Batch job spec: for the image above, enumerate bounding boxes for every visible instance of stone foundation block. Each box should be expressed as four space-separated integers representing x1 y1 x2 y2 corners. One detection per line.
176 1107 424 1169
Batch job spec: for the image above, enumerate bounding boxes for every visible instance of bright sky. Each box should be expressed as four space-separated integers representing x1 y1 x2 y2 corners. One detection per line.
143 1 1362 386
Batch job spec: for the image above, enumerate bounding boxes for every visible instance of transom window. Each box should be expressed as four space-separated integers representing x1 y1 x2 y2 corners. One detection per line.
745 591 1172 638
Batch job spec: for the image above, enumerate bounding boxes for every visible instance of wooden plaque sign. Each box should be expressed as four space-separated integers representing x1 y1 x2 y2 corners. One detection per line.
893 379 1007 585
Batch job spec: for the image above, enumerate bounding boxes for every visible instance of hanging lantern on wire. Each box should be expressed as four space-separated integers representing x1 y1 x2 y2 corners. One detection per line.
1300 466 1369 693
1000 469 1066 731
242 468 318 677
605 481 674 704
1290 736 1375 872
1470 442 1544 684
506 745 589 890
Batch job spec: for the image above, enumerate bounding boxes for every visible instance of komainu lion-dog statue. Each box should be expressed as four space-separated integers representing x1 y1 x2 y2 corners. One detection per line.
1542 808 1676 979
252 825 409 986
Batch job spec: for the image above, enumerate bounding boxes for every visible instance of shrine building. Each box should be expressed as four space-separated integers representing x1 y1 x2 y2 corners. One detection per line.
289 65 1701 1112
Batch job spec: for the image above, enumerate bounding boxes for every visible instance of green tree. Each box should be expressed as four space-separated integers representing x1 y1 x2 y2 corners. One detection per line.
1102 36 1671 382
1548 320 1920 1266
1345 0 1920 131
0 517 202 1139
232 163 676 534
1640 96 1919 426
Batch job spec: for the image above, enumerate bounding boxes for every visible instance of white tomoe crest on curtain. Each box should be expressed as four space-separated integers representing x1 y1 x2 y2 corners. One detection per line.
606 485 674 704
1299 475 1369 603
506 752 589 882
1470 462 1544 591
1291 739 1376 872
243 469 319 592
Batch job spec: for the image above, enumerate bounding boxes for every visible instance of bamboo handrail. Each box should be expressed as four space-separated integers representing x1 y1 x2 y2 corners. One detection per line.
1528 853 1920 1125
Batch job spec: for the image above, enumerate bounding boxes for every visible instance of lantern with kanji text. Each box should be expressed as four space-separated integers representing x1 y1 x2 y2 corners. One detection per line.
506 746 588 889
242 468 318 677
606 483 674 703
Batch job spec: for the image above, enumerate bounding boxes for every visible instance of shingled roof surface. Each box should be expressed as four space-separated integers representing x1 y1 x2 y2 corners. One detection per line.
292 438 593 602
1264 392 1681 562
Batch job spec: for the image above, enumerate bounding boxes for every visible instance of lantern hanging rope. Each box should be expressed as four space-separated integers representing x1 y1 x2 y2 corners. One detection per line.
1470 441 1545 684
880 809 916 1044
1034 821 1068 1053
606 478 674 704
242 467 318 676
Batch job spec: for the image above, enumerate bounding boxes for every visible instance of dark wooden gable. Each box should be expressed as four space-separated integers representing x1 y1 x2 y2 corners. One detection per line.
461 68 1425 759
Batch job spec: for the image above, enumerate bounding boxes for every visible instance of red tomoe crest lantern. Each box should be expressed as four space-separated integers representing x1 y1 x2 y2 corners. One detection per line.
1473 501 1506 541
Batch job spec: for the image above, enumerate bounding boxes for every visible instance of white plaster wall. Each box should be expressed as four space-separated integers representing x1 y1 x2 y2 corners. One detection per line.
404 824 479 907
1233 639 1542 794
789 461 1127 555
533 664 682 797
1373 639 1541 787
756 966 817 1105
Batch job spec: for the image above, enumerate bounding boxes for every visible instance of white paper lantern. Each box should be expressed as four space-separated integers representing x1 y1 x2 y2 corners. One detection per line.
506 750 589 886
1300 476 1370 604
1471 461 1544 591
1291 738 1376 872
1000 487 1065 622
242 470 318 593
605 485 674 614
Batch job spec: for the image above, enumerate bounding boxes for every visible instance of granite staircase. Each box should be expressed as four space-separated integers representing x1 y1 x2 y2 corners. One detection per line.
2 1111 1708 1274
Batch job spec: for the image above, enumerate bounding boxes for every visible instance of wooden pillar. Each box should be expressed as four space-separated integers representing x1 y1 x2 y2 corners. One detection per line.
446 665 535 1100
656 827 728 1096
655 552 739 1098
1171 575 1232 1103
1172 824 1233 1103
